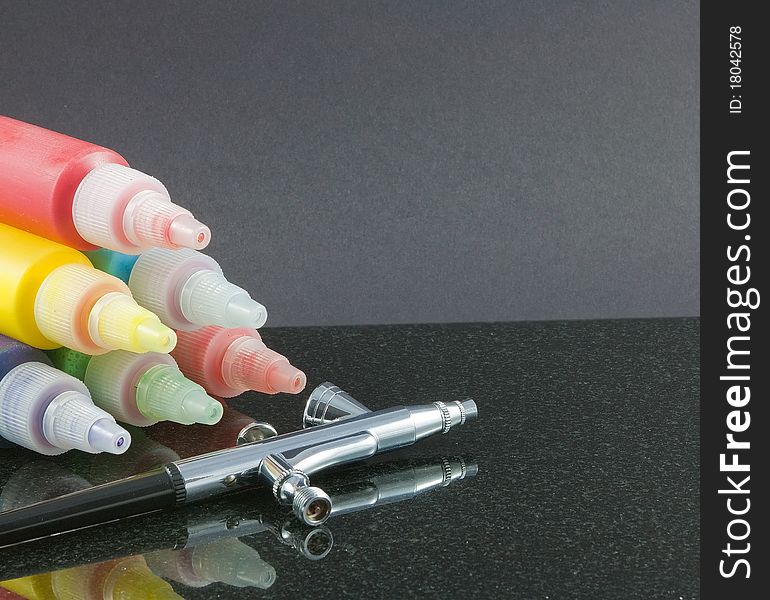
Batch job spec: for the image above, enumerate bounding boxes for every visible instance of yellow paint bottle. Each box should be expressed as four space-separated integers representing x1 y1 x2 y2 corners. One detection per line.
0 223 176 354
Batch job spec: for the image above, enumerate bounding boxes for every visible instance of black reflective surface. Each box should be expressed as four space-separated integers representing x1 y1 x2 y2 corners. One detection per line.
0 320 698 599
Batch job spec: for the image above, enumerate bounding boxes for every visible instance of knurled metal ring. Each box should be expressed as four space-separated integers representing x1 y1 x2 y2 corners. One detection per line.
433 401 452 434
440 457 453 485
165 463 187 504
272 468 308 501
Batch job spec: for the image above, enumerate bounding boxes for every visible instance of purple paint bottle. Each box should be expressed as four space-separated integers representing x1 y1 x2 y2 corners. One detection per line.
0 334 131 455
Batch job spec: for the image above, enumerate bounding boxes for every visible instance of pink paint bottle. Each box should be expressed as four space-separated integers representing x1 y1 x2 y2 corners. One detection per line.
171 326 306 398
0 115 211 253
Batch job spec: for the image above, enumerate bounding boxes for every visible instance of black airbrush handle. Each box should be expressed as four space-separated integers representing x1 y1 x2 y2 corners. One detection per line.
0 466 184 547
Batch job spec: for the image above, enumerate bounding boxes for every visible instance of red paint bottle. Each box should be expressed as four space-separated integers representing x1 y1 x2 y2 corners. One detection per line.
0 116 211 253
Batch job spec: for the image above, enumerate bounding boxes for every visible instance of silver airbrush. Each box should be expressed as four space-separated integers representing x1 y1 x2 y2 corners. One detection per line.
0 383 477 546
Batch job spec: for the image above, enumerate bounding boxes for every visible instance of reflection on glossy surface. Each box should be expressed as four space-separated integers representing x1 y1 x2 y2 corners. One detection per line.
0 455 476 594
0 461 91 510
0 575 56 600
146 539 276 589
51 556 183 600
324 456 477 516
2 320 692 599
2 556 183 600
147 403 264 459
74 428 182 485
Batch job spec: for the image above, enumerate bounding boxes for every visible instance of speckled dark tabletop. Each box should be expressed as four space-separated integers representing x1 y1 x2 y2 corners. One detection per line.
0 319 699 599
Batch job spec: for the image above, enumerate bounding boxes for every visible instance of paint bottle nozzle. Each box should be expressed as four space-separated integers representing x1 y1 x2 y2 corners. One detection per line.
124 248 268 331
136 364 224 426
168 214 211 250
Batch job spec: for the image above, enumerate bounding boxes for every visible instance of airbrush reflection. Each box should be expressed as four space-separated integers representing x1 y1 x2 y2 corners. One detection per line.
0 454 477 593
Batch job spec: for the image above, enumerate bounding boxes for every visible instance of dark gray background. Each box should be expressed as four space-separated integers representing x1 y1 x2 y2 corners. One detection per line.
0 0 699 326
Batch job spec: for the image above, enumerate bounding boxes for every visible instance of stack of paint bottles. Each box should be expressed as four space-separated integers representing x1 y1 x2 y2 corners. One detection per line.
0 115 306 456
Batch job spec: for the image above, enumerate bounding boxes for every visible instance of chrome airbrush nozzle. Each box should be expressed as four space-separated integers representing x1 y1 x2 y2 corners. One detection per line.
259 453 333 525
292 486 332 526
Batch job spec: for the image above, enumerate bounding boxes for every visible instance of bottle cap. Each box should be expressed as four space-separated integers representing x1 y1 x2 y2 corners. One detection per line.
168 214 211 249
0 362 131 455
128 248 267 331
72 163 210 254
136 364 223 425
89 293 177 354
82 350 218 427
34 264 176 355
172 326 305 397
223 335 307 395
222 293 268 329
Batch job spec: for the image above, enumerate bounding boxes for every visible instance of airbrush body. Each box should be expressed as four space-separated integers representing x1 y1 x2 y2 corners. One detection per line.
176 395 476 520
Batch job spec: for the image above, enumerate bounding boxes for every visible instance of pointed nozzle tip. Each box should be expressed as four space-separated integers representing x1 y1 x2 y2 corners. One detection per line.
88 419 132 454
182 392 224 425
269 361 307 394
135 319 177 353
168 214 211 250
225 295 268 329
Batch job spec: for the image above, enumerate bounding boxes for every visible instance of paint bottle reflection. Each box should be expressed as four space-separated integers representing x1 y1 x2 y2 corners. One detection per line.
145 538 276 589
50 556 182 600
